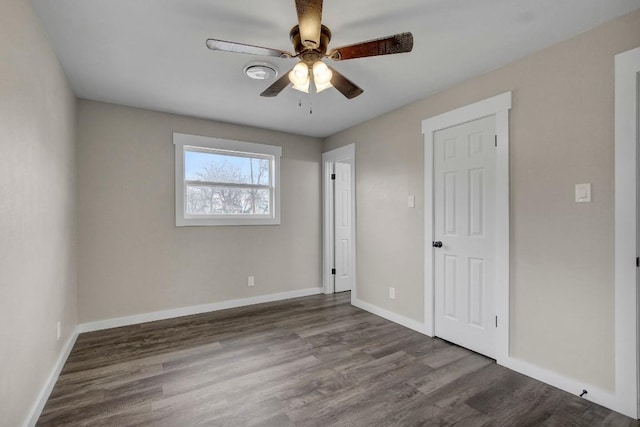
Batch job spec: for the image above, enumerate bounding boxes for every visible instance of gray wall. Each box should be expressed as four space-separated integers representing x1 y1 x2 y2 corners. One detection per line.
324 9 640 391
0 1 78 425
77 100 323 322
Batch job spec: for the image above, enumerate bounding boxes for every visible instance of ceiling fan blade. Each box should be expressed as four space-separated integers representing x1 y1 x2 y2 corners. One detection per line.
327 66 363 99
295 0 323 48
206 39 292 58
260 70 292 97
328 32 413 60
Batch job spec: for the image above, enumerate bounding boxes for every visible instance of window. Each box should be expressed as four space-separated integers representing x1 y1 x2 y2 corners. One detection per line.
174 133 281 226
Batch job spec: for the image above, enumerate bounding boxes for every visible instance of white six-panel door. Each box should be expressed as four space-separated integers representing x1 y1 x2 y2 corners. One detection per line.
433 115 497 358
334 162 353 293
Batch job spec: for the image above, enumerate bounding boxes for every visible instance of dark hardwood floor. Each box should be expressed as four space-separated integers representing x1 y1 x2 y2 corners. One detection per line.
38 292 637 426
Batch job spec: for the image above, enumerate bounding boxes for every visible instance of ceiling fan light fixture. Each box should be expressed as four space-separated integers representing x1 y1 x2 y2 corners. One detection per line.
289 62 310 93
292 81 310 93
312 61 333 93
207 0 413 100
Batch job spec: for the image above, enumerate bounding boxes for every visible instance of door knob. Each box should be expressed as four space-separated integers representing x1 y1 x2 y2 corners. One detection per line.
433 241 443 248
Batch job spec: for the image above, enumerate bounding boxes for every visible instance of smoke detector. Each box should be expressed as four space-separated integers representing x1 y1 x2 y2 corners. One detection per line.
243 63 278 80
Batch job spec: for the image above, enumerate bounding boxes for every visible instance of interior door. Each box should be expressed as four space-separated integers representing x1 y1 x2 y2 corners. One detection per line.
334 162 353 293
433 115 497 358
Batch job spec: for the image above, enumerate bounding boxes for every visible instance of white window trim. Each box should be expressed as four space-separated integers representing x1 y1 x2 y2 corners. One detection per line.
174 132 282 226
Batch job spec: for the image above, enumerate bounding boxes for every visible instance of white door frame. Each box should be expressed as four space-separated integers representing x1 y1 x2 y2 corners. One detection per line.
422 92 512 363
322 144 356 296
614 46 640 419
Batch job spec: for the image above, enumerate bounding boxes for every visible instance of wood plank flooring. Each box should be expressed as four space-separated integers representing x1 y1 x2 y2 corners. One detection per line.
38 293 638 426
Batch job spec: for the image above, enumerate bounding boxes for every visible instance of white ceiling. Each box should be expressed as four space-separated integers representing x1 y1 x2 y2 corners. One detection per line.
32 0 640 138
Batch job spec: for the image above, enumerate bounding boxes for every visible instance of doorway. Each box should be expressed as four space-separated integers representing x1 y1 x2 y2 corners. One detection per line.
322 144 356 295
422 92 512 362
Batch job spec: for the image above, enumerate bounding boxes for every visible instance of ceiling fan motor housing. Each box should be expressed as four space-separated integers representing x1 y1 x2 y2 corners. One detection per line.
290 25 332 64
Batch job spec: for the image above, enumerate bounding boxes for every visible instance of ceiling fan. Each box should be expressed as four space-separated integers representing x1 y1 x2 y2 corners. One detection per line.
205 0 414 100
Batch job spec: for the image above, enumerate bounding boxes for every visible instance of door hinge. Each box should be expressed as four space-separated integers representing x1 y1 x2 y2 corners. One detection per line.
636 257 639 267
331 173 336 180
494 135 497 147
495 316 498 327
331 268 336 275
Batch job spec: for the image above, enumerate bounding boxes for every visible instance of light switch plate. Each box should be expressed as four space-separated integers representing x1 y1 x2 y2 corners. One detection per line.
408 195 415 208
575 183 592 203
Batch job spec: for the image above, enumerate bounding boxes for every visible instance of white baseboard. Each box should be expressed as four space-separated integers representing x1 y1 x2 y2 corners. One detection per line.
23 326 80 427
351 297 428 335
24 287 323 426
78 287 324 333
499 356 632 419
26 289 634 424
351 297 634 419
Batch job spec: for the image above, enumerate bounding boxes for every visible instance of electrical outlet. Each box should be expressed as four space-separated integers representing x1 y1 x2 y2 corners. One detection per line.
389 287 396 299
56 321 61 341
248 276 255 287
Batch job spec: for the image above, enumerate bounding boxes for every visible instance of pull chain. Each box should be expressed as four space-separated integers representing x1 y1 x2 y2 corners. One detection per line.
296 93 314 115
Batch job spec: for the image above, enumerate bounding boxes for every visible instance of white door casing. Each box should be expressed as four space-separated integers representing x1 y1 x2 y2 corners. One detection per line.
334 162 354 292
423 91 511 363
433 116 497 358
614 46 640 419
322 144 356 297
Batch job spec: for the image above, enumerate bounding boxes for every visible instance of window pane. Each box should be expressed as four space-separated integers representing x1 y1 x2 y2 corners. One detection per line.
186 185 270 215
185 150 271 185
